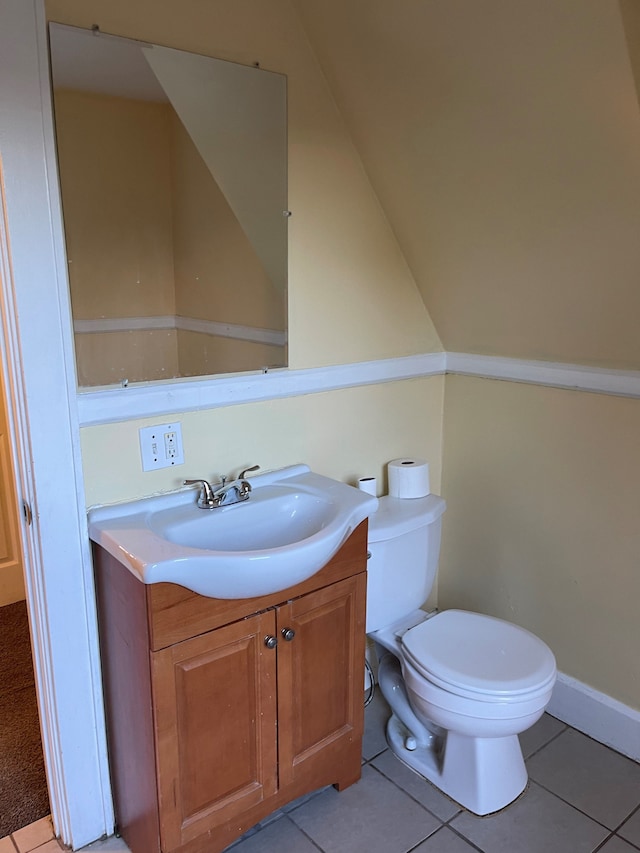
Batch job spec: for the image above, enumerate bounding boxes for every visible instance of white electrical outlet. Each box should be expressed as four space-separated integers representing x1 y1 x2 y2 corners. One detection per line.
139 422 184 471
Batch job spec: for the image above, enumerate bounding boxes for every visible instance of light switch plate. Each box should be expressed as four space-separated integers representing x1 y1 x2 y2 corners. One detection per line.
139 422 184 471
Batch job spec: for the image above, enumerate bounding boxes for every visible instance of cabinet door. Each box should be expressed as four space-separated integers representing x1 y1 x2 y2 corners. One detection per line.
152 610 278 851
276 573 366 790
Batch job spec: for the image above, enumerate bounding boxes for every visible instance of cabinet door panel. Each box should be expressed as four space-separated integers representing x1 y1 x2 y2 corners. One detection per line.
277 573 366 789
153 611 277 851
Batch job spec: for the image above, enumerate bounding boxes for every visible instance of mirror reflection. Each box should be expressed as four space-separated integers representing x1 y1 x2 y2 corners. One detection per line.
49 23 288 388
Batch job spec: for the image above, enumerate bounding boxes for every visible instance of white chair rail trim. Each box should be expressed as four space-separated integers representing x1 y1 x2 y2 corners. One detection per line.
446 352 640 399
74 315 287 347
76 350 640 427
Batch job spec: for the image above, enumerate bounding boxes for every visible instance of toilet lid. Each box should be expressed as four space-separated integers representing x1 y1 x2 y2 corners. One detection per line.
402 610 556 698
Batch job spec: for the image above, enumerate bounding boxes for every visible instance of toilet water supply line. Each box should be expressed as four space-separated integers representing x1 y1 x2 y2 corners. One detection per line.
364 658 375 707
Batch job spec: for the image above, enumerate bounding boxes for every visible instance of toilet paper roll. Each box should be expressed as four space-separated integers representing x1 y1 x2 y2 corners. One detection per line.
357 476 377 496
388 458 430 499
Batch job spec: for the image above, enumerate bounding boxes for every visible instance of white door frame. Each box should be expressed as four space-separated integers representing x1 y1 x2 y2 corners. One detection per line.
0 0 113 847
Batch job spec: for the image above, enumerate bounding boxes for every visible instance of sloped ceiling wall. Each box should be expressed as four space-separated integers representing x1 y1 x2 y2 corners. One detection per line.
619 0 640 107
294 0 640 370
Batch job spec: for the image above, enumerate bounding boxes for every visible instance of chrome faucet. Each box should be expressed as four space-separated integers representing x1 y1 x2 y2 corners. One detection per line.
184 465 260 509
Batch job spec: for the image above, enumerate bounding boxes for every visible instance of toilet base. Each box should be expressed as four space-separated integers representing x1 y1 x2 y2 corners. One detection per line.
386 713 528 816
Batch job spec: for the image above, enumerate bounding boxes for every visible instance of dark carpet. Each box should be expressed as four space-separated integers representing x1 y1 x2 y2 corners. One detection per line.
0 600 50 838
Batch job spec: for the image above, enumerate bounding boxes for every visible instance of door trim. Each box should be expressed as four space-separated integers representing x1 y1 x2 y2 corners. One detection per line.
0 0 113 846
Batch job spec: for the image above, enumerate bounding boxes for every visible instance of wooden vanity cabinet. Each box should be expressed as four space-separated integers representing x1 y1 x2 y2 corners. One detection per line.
93 521 368 853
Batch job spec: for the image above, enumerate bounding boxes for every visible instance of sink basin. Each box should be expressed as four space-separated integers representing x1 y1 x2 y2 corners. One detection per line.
88 464 378 599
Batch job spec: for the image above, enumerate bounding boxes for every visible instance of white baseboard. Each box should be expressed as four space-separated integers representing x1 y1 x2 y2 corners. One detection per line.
547 672 640 762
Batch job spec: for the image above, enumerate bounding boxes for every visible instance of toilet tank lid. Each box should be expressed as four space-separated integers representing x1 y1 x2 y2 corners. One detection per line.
368 494 446 543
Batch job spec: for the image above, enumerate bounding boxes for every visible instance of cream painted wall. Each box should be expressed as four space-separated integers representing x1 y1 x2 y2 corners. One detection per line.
74 329 179 387
146 44 288 296
294 0 640 370
55 89 183 384
176 331 284 378
440 375 640 711
169 112 284 332
57 88 285 382
620 0 640 106
81 377 444 507
53 89 176 320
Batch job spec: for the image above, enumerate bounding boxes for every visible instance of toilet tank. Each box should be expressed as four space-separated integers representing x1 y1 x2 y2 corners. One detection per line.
366 494 446 633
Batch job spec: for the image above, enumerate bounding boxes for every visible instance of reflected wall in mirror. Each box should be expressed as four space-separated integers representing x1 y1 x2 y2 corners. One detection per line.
49 23 288 388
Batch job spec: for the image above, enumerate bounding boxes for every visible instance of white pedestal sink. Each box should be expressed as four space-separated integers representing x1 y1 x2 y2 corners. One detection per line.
88 464 378 598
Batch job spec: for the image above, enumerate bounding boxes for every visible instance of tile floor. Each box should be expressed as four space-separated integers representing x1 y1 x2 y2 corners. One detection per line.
3 692 640 853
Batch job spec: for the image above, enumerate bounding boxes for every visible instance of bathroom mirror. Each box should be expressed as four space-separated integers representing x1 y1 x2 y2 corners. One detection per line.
48 23 288 388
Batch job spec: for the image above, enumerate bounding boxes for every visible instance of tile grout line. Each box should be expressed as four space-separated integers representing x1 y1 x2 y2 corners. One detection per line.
521 722 570 762
618 837 640 852
365 761 459 826
360 763 449 852
612 801 640 837
442 825 486 853
525 777 640 838
523 723 640 843
607 830 640 852
592 830 640 853
281 814 325 853
367 727 640 852
283 760 456 853
362 760 490 853
403 826 449 853
592 831 617 852
9 715 640 853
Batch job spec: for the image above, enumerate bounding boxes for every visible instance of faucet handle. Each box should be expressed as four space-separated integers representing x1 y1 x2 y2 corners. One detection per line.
183 479 215 508
237 465 259 499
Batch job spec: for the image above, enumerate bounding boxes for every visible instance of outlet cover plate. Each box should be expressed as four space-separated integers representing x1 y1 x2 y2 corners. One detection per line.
139 422 184 471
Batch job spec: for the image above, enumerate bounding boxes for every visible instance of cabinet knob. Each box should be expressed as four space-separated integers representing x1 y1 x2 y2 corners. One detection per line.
281 627 296 642
264 635 278 649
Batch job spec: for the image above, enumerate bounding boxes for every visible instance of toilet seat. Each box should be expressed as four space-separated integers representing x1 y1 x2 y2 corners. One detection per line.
402 610 556 702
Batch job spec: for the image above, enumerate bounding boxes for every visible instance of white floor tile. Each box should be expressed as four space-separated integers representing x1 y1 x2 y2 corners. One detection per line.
370 749 460 822
289 764 440 853
227 815 319 852
519 713 566 759
450 781 609 853
412 826 479 852
527 728 640 829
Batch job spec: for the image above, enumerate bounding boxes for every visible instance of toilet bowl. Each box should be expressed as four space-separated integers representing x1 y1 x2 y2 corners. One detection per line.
367 494 557 815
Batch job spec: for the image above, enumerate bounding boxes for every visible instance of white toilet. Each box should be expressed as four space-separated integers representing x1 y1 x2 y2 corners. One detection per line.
367 493 557 816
